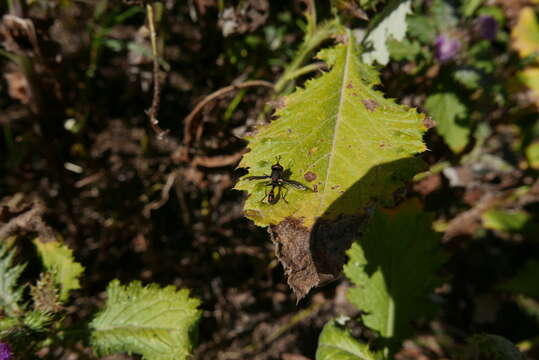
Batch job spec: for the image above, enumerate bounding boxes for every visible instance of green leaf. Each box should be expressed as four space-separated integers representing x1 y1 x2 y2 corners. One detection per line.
526 141 539 169
357 0 385 11
316 319 376 360
501 260 539 299
23 309 53 332
453 68 481 89
90 280 202 360
33 240 84 302
512 7 539 60
518 68 539 108
362 0 413 65
425 92 469 153
0 242 26 317
482 209 531 233
460 0 484 17
344 200 445 353
462 334 524 360
387 38 421 61
407 15 436 44
236 32 427 227
431 0 458 31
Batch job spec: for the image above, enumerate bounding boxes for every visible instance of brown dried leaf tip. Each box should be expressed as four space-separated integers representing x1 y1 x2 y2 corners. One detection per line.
270 215 363 301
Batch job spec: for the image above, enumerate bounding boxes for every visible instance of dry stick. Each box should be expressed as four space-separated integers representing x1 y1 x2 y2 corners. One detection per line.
181 80 274 158
145 2 168 138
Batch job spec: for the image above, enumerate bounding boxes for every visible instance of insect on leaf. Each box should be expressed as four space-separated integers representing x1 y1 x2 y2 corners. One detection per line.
236 30 427 228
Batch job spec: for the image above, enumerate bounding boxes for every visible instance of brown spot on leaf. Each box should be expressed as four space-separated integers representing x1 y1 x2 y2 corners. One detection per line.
308 147 318 156
287 128 292 134
423 116 437 129
304 171 317 182
363 99 379 111
379 142 385 148
347 81 353 88
331 185 340 190
352 92 358 96
313 184 318 192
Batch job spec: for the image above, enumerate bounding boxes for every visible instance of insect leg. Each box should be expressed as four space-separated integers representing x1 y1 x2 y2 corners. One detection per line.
280 185 289 204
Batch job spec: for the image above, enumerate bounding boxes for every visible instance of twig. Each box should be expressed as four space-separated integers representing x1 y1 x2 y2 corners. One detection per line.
191 151 246 168
145 2 168 138
181 80 274 159
143 171 179 217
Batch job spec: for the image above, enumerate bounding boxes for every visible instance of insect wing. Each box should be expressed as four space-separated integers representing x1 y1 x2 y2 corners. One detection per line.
282 179 310 191
245 175 270 181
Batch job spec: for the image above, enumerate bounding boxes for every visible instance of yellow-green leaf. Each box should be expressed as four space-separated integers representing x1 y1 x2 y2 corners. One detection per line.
425 92 469 153
316 319 376 360
235 31 427 228
526 141 539 169
33 240 84 302
512 7 539 60
518 68 539 107
482 209 531 233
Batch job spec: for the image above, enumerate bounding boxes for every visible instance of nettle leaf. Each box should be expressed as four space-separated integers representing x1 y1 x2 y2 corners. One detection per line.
425 92 469 153
236 30 427 299
316 319 376 360
90 280 201 360
362 0 412 65
33 239 84 302
0 242 26 317
236 32 427 228
344 200 445 354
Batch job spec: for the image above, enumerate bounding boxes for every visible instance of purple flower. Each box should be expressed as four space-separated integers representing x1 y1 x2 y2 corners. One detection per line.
0 342 11 360
476 15 498 40
435 35 461 63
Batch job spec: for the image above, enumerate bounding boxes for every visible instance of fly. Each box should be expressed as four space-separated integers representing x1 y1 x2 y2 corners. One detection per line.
245 157 310 204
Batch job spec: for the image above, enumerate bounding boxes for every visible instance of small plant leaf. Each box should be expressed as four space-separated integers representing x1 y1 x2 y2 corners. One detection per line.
512 7 539 60
344 200 445 354
0 242 26 317
33 239 84 302
425 92 469 153
482 209 531 233
90 280 201 360
362 0 413 65
525 141 539 169
316 319 376 360
518 67 539 107
236 31 427 228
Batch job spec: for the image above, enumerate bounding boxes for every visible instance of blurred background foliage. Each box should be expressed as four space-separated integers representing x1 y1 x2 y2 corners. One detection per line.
1 0 539 359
